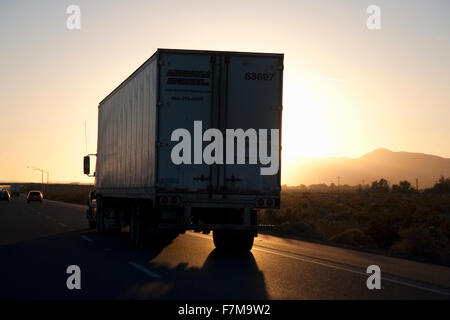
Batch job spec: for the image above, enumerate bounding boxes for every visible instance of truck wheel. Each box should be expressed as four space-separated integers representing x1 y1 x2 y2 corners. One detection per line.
87 208 96 229
96 201 104 233
131 205 146 248
213 230 254 251
213 230 228 250
240 233 255 251
130 207 135 242
89 220 96 229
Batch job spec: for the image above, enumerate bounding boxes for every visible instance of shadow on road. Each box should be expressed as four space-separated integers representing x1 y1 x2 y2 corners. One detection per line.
0 226 268 299
126 248 268 299
0 230 92 299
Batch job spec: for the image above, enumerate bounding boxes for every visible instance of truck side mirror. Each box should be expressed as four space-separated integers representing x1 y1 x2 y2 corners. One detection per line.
83 156 90 175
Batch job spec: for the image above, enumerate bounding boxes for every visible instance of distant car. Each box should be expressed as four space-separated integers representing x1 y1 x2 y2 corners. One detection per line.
27 191 43 203
10 184 21 197
0 190 11 202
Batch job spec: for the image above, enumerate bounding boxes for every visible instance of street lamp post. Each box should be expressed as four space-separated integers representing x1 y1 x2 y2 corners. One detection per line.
27 166 49 194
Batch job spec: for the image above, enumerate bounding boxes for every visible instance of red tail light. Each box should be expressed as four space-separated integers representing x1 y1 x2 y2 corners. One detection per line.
266 199 273 207
257 199 264 207
159 195 180 206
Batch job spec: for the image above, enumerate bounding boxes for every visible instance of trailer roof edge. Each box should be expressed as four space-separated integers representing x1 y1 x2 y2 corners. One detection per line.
99 48 284 107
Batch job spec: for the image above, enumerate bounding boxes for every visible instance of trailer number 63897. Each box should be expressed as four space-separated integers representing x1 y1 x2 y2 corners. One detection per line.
245 72 274 81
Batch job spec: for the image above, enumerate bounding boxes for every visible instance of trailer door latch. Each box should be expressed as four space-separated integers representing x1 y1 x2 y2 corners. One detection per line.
226 175 242 183
156 142 168 147
193 175 210 182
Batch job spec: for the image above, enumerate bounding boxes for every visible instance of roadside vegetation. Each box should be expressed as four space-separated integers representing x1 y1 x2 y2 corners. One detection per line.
260 176 450 266
25 178 450 265
21 183 93 205
43 191 88 205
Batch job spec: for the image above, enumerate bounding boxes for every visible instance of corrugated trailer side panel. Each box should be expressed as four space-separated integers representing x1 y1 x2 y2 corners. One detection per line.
96 56 158 193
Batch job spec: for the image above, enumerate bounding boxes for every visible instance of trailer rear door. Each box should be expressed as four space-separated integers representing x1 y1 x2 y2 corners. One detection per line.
222 54 283 194
157 52 213 192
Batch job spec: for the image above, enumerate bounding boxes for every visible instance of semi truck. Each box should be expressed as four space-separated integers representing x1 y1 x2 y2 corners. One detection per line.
83 49 283 251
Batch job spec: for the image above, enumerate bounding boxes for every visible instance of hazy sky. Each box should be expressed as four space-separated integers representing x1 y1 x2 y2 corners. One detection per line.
1 0 449 183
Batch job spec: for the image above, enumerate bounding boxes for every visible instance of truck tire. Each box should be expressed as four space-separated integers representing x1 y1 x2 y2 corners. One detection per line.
213 230 254 251
87 208 96 229
130 206 135 242
212 230 228 250
89 220 96 229
131 204 146 248
96 200 104 233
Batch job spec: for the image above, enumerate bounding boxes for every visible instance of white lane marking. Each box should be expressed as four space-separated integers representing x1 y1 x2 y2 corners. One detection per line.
380 277 450 297
58 223 66 227
80 235 94 242
36 199 87 211
185 232 450 296
253 247 450 297
128 262 161 279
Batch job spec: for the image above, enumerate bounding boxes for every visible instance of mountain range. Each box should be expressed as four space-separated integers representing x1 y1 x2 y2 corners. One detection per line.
282 148 450 188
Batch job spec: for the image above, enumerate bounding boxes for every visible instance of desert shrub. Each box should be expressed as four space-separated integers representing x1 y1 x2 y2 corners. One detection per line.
330 228 376 248
302 192 311 199
370 179 390 192
260 189 450 265
366 213 403 249
392 180 412 193
411 208 444 228
368 202 382 214
44 191 88 205
326 211 355 222
352 211 371 225
391 227 438 260
428 176 450 193
258 209 283 225
382 196 411 213
273 222 322 240
440 219 450 240
316 220 349 240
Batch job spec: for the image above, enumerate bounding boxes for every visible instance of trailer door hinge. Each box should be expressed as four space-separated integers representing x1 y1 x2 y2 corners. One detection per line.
193 175 210 182
226 175 242 183
156 142 168 147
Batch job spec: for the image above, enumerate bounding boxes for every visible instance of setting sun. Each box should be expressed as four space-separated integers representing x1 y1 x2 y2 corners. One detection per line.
1 0 449 185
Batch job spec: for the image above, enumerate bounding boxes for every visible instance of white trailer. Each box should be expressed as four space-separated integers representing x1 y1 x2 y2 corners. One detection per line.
84 49 283 250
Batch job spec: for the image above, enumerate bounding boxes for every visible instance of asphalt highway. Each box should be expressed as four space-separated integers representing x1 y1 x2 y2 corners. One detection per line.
1 196 449 299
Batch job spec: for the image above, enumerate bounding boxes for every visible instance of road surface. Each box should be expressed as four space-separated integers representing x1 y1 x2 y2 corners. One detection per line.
1 196 449 299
